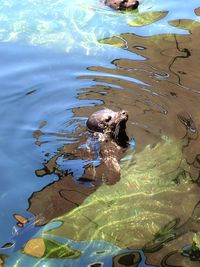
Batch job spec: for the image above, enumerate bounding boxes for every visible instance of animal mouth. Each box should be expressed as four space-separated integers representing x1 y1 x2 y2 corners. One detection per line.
113 112 129 147
114 119 127 136
116 118 127 130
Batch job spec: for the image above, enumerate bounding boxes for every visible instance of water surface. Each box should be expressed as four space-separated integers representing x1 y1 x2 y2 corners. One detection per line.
1 0 200 266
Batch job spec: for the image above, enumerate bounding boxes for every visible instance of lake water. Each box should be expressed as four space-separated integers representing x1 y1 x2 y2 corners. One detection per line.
1 0 200 266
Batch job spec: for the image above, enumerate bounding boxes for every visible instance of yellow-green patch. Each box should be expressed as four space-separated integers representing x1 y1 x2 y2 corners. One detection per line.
44 137 196 249
23 238 81 259
128 11 168 27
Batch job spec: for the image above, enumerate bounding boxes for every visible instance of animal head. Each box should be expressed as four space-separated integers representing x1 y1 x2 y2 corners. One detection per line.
86 109 129 147
104 0 139 11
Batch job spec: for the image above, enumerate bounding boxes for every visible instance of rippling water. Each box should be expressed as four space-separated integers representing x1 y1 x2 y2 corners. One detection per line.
1 0 200 266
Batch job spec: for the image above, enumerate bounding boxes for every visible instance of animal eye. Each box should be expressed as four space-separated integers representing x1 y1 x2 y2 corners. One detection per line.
105 116 111 122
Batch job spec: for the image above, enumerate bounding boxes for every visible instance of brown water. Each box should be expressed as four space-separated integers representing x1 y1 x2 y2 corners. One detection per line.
1 1 200 267
28 15 200 267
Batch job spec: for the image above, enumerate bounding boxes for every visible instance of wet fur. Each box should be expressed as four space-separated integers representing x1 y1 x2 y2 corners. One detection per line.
104 0 139 11
86 109 129 148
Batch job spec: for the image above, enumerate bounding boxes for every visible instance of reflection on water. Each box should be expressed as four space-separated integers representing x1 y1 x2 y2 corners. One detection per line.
0 0 199 53
1 0 200 266
97 18 200 181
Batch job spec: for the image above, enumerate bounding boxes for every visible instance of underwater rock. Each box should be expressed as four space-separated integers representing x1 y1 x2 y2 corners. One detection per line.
112 251 141 266
1 243 14 249
23 238 45 258
28 175 97 225
13 214 29 228
182 242 200 261
0 257 3 267
23 237 81 259
87 262 104 267
0 255 8 267
143 200 200 253
104 0 139 11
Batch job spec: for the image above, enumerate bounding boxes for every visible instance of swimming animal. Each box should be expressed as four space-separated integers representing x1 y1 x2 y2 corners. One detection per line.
104 0 139 11
28 109 130 225
82 109 129 184
86 109 129 147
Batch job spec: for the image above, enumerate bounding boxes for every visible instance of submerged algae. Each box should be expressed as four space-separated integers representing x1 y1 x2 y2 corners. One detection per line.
128 11 168 27
182 233 200 262
45 137 196 248
23 238 81 259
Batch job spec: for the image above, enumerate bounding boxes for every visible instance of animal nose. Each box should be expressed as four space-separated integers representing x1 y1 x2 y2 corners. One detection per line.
121 110 128 119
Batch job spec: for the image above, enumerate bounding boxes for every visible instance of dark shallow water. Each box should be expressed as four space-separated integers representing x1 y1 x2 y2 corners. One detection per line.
1 0 200 266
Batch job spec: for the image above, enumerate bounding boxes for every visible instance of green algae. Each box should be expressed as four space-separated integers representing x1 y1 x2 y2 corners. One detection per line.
99 11 168 49
45 137 196 249
22 237 81 259
193 233 200 249
168 19 200 31
43 238 81 259
182 236 200 261
128 11 168 27
99 36 127 49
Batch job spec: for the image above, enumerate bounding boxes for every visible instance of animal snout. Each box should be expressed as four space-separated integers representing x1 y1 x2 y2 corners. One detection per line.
120 110 128 120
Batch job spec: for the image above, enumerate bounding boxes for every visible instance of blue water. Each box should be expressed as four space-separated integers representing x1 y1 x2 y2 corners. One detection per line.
0 0 199 53
1 0 200 266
